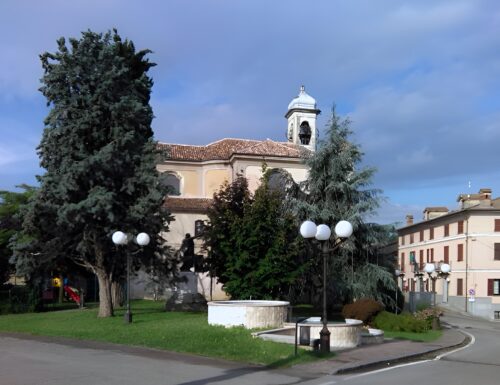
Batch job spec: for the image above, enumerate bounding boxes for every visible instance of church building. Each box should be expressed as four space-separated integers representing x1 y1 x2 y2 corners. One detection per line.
155 86 320 300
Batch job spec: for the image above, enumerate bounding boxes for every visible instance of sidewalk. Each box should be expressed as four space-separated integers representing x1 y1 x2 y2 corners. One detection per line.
292 326 467 376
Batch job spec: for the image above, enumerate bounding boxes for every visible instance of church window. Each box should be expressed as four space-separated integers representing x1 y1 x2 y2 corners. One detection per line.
162 172 181 196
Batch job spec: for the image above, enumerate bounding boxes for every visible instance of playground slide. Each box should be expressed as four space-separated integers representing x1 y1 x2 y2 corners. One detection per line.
63 285 81 305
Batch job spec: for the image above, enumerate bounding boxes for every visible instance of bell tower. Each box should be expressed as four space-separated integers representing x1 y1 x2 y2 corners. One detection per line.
285 85 321 151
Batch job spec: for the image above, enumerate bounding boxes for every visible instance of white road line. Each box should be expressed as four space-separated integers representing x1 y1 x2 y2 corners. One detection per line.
344 329 475 381
344 360 432 380
434 329 475 360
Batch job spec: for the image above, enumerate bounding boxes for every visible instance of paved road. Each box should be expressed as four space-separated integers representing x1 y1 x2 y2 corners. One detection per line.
298 313 500 385
0 334 314 385
2 312 499 385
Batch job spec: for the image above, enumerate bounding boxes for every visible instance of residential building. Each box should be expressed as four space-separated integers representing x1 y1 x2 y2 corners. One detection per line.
397 188 500 319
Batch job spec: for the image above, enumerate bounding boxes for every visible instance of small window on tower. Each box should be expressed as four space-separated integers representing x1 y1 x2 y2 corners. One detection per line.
287 123 294 141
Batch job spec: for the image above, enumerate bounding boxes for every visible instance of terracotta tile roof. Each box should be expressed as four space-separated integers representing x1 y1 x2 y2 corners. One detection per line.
158 138 308 162
164 197 213 213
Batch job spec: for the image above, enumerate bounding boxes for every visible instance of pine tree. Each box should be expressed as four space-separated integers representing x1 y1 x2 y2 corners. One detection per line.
0 186 35 284
12 30 173 317
294 107 396 306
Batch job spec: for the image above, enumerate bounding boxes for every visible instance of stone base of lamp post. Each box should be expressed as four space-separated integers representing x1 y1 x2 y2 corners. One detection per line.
320 325 330 353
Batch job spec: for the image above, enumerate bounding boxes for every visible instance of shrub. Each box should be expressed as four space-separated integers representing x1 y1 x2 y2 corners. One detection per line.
342 298 384 324
7 286 42 314
373 311 429 333
414 307 442 330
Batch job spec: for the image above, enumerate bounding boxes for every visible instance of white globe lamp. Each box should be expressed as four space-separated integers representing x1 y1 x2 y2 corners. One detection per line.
335 220 353 238
136 232 150 246
315 224 331 241
300 221 317 239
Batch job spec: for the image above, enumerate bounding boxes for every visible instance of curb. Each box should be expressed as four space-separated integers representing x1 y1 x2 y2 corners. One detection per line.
332 330 470 375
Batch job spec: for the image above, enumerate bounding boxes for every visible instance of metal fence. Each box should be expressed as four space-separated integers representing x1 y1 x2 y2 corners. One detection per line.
407 292 435 313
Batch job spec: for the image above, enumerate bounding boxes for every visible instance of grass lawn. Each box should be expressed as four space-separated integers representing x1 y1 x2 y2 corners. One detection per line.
0 300 332 367
383 329 442 342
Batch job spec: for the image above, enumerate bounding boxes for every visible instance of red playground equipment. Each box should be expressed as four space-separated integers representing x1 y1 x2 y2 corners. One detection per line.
63 286 81 305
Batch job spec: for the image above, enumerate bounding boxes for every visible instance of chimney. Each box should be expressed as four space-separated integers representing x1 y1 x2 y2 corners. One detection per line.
423 207 449 220
457 188 492 209
405 214 414 225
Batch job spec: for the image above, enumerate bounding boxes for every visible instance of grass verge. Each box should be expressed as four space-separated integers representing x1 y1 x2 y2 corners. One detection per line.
383 329 442 342
0 300 333 367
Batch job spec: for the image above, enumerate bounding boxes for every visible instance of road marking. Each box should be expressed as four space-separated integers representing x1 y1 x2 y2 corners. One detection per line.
344 329 475 381
344 360 432 380
434 329 475 360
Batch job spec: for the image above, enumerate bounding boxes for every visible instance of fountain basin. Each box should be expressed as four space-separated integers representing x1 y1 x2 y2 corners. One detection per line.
254 318 364 349
208 300 289 329
291 318 363 349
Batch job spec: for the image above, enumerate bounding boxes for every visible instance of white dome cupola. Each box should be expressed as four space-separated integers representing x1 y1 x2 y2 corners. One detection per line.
285 85 320 151
287 85 317 110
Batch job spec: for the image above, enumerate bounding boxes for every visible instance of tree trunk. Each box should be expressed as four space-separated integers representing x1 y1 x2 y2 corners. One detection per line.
111 280 124 308
96 270 114 317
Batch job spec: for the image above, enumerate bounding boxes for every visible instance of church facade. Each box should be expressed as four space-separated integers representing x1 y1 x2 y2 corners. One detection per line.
155 86 320 300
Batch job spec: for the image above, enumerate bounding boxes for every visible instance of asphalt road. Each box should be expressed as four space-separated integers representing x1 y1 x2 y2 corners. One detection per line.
0 334 314 385
299 313 500 385
1 312 498 385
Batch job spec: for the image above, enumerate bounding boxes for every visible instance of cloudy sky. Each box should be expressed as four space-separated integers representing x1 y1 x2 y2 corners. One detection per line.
1 0 499 225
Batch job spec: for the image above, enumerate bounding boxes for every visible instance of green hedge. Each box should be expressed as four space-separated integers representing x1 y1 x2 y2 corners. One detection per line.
0 287 41 314
372 311 430 333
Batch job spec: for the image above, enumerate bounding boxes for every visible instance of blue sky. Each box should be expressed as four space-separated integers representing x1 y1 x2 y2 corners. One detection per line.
1 0 500 225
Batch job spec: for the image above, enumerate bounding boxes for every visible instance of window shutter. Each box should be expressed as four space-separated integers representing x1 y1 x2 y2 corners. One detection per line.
420 230 424 242
488 279 494 296
457 278 463 296
430 227 434 240
401 253 405 271
495 244 500 261
495 219 500 232
457 220 464 234
444 224 449 237
457 244 464 262
431 248 434 262
420 250 424 266
444 246 449 263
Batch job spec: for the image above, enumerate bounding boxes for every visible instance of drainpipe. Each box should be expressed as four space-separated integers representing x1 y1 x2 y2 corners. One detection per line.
465 215 469 313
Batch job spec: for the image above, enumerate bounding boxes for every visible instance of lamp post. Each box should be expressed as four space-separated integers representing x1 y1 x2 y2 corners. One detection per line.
438 263 451 303
394 269 405 314
300 219 353 353
112 231 150 323
424 263 442 306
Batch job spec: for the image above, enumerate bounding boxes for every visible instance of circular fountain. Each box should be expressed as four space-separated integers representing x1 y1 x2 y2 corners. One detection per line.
207 300 290 329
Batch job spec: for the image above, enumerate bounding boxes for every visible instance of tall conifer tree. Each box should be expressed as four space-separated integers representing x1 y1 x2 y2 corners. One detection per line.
12 30 173 317
295 107 396 305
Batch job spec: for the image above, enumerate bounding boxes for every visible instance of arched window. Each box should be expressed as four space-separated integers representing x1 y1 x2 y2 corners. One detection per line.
162 172 181 196
298 121 312 145
267 168 294 194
